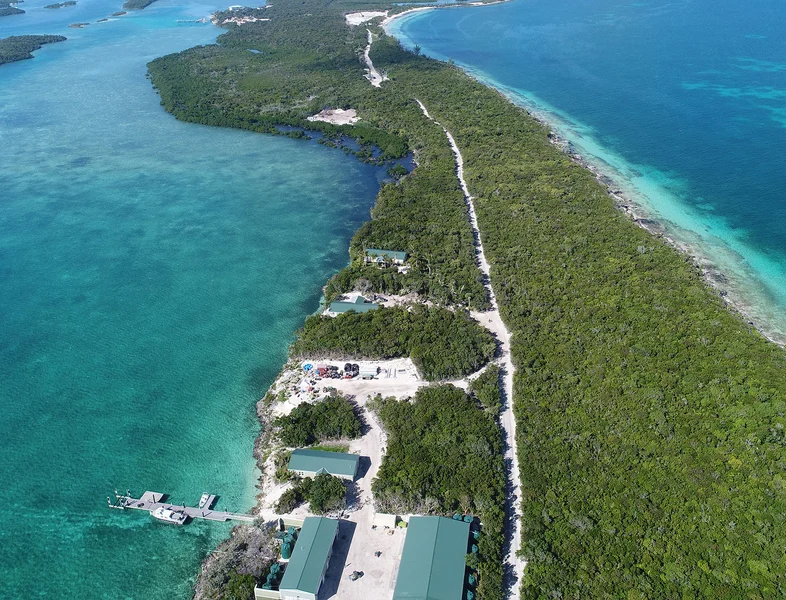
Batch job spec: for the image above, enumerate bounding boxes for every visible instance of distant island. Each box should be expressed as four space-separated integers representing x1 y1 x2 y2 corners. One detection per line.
0 3 24 17
68 21 88 27
0 35 66 65
44 1 77 8
122 0 157 10
110 10 126 16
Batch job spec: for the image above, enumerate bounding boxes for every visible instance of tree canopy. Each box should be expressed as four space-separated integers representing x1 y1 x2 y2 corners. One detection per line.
147 1 786 596
372 385 506 600
290 305 495 381
273 395 362 447
0 35 66 65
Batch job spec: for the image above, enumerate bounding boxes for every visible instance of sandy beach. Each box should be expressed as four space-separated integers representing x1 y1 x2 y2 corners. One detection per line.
380 6 435 29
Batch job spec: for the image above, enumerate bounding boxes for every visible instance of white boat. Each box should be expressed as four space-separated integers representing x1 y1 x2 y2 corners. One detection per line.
198 493 210 510
152 507 188 525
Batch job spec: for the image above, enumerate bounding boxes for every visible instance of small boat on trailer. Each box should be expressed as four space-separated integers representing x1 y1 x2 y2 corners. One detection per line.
152 507 188 525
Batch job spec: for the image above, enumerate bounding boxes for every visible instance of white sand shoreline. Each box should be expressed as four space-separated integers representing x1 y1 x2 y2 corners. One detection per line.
380 0 509 29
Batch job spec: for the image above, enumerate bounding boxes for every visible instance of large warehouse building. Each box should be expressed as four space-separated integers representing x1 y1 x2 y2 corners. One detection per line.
393 516 470 600
279 516 339 600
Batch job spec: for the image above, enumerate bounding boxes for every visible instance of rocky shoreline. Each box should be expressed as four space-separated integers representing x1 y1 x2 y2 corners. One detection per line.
442 68 786 347
547 130 786 346
192 393 276 600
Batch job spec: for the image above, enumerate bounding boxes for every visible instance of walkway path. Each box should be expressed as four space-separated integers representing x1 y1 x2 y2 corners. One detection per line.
416 99 525 599
110 491 255 523
362 29 387 87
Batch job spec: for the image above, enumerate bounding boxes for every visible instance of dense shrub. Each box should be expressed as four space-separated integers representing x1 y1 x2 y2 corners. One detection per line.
469 364 501 416
372 385 506 600
273 396 361 447
275 474 346 515
291 305 495 381
308 473 347 514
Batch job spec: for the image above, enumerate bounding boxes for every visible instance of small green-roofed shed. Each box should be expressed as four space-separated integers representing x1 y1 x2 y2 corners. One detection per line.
279 516 338 600
393 516 470 600
328 295 379 314
287 448 360 481
366 248 408 263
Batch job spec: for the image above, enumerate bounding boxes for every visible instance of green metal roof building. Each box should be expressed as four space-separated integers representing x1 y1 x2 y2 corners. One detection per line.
279 516 339 600
327 295 380 314
393 516 470 600
287 449 360 481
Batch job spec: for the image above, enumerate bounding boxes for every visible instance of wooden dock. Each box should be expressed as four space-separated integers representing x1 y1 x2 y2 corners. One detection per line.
109 490 255 524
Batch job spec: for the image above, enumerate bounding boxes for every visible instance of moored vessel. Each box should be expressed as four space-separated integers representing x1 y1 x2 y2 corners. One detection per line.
151 507 188 525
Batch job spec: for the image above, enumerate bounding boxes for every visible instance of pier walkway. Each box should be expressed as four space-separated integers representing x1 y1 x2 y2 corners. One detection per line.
109 491 255 523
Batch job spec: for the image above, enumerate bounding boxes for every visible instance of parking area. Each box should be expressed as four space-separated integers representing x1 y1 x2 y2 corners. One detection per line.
322 519 406 600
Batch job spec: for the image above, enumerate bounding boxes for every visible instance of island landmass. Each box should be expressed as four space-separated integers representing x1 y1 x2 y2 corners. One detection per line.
146 0 786 598
122 0 158 10
0 34 66 65
44 1 77 8
0 3 24 17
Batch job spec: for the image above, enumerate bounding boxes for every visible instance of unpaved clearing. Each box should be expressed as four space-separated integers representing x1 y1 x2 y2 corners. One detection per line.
345 10 387 26
271 358 423 414
307 108 359 125
323 396 405 600
324 291 427 316
262 364 410 600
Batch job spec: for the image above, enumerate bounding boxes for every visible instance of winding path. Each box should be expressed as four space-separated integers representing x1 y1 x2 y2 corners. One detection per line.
416 99 525 599
362 29 386 87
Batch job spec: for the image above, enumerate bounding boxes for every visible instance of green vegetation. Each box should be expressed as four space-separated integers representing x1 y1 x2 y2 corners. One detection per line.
290 306 495 381
194 524 276 600
372 385 506 600
147 11 488 309
309 443 350 453
0 35 65 65
44 1 76 8
400 48 786 598
222 572 255 600
469 364 501 416
308 472 348 513
273 395 362 447
0 4 24 16
273 450 294 482
275 473 346 514
122 0 156 9
148 0 786 597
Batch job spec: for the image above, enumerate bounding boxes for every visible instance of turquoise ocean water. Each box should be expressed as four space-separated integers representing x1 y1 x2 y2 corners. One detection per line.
0 2 386 598
389 0 786 342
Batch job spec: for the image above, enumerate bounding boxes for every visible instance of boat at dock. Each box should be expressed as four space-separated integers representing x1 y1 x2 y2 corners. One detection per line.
108 490 253 524
151 507 188 525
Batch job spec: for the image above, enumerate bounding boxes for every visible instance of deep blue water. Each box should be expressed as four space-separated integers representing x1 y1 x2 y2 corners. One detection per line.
390 0 786 342
0 1 385 598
